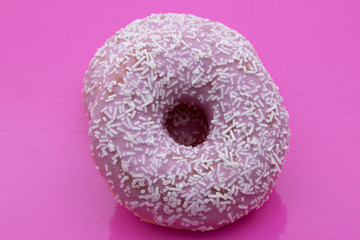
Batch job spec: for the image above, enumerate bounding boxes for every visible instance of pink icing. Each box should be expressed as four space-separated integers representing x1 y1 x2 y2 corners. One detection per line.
82 13 290 231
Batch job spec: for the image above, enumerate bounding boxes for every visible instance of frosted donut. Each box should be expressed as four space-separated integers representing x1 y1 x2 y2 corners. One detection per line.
82 13 290 231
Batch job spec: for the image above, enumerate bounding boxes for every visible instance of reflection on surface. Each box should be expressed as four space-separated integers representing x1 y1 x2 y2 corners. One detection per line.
109 190 287 240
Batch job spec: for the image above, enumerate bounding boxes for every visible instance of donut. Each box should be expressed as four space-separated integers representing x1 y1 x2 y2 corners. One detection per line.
82 13 290 231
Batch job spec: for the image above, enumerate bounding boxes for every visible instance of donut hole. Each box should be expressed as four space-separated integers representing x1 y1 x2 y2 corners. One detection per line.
164 103 210 147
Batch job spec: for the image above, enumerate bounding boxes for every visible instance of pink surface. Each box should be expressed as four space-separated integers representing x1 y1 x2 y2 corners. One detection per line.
0 0 359 239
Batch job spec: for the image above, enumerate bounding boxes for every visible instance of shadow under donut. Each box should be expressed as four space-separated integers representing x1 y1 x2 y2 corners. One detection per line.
108 189 287 240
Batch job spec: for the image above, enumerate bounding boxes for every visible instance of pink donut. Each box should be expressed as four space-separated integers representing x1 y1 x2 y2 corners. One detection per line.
82 13 290 231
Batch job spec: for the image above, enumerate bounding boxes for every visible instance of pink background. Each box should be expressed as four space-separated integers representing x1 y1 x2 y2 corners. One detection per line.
1 0 359 239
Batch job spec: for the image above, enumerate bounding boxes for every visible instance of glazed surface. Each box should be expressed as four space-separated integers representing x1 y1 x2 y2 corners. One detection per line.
83 13 290 231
